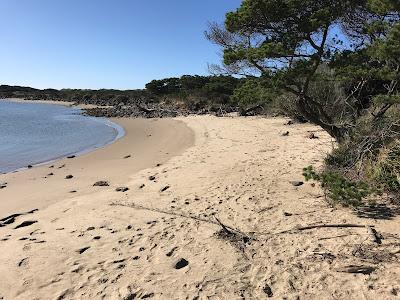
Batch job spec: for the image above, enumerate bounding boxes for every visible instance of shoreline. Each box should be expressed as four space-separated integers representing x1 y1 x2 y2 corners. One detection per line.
0 117 194 218
0 99 125 175
1 97 102 109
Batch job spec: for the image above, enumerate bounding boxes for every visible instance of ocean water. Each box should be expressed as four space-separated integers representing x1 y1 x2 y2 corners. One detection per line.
0 100 124 173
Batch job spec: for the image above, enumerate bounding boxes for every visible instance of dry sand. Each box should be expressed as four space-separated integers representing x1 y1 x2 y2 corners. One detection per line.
0 115 400 299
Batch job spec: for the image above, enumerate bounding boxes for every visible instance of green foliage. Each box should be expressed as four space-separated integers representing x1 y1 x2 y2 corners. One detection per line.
231 78 271 108
332 20 400 119
366 141 400 192
368 0 400 14
0 75 243 111
0 85 150 106
303 166 373 207
208 0 400 140
143 75 244 111
208 0 380 139
145 78 181 95
217 0 400 207
201 76 241 104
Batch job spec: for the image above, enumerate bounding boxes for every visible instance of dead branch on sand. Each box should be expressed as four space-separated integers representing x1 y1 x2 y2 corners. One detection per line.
278 223 384 245
111 202 255 256
336 265 376 275
277 223 374 234
296 224 373 231
110 202 254 241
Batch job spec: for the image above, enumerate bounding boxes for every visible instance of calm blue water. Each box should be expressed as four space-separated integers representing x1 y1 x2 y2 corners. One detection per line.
0 100 124 173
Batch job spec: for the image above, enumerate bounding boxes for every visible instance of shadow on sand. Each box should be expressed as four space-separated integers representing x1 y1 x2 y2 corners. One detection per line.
356 201 400 220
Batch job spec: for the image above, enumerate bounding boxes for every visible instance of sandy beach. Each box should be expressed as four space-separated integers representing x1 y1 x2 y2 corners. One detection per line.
1 115 400 299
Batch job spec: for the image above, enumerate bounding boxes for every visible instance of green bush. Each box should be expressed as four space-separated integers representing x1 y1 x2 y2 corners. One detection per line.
367 141 400 192
231 78 271 108
303 166 373 207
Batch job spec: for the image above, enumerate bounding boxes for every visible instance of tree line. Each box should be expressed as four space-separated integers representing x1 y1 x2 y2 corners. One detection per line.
0 75 248 112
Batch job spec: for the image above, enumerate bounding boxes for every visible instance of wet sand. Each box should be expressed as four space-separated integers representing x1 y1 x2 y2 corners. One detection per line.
0 118 194 218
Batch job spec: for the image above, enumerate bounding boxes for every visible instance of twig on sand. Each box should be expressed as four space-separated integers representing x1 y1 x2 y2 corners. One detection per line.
279 223 384 245
335 265 376 275
279 223 374 234
297 224 373 231
277 223 376 235
215 217 234 235
317 234 356 241
214 217 253 257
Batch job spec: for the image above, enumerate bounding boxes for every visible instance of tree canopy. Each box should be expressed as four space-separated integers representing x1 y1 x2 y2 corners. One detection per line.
207 0 400 140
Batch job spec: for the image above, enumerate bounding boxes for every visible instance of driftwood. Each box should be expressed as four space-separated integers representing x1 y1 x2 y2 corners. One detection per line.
215 217 234 235
277 223 378 238
296 224 372 231
110 202 251 238
214 217 253 257
110 202 254 257
336 265 376 275
277 223 373 234
299 224 383 245
279 223 384 245
317 234 356 241
240 104 264 116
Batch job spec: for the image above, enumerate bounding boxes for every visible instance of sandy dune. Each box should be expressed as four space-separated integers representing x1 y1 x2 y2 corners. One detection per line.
1 116 400 299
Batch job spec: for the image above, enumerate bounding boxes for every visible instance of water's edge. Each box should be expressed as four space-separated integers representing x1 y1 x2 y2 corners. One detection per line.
25 117 126 171
0 99 125 174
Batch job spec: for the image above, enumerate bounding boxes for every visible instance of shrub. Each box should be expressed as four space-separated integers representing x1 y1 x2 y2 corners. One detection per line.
303 166 373 207
367 141 400 192
231 78 271 108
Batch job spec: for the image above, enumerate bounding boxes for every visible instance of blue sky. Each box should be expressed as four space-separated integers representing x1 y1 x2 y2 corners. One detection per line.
0 0 241 90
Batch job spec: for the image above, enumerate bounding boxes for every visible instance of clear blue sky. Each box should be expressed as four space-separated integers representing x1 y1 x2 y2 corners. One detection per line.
0 0 241 90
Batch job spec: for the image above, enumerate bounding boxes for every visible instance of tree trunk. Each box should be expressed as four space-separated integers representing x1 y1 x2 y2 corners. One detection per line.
297 96 348 142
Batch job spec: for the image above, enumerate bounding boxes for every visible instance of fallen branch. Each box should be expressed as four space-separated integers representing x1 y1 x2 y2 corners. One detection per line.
297 224 372 231
110 202 251 238
278 223 374 234
240 104 264 116
215 217 233 235
317 234 356 241
336 265 376 275
214 217 253 257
